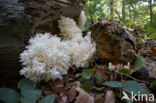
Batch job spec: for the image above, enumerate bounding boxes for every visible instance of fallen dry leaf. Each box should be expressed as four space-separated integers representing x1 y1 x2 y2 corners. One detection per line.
151 47 156 60
92 86 105 92
75 87 94 103
104 90 115 103
66 87 77 102
58 95 67 103
95 98 104 103
97 67 118 81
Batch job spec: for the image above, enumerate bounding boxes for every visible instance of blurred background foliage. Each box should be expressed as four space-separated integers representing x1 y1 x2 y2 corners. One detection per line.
84 0 156 31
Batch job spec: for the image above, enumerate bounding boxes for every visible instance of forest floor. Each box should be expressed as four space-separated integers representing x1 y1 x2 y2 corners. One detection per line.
0 21 156 103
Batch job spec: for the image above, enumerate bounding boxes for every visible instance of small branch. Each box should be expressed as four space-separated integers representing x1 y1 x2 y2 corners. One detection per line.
115 71 150 84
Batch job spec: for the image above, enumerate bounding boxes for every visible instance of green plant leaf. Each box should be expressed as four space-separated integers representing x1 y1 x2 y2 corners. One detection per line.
125 99 133 103
18 79 36 90
147 27 156 34
119 68 131 74
95 93 104 99
139 33 146 37
137 40 144 45
82 69 94 79
20 97 31 103
122 80 148 95
96 74 102 85
150 33 156 39
103 81 122 88
152 80 156 88
0 88 19 103
80 82 93 91
21 89 42 103
39 95 54 103
133 54 142 71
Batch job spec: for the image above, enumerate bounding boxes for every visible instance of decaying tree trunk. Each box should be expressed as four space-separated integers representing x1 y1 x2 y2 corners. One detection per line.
0 0 85 80
20 0 85 41
89 19 137 64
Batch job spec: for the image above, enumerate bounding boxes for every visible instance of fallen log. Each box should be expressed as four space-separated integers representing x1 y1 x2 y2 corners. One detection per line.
89 19 137 64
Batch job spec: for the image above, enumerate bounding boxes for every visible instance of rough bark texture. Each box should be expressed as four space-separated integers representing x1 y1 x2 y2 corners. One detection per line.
140 40 156 61
138 40 156 79
0 0 29 80
0 0 84 80
89 19 137 64
20 0 85 41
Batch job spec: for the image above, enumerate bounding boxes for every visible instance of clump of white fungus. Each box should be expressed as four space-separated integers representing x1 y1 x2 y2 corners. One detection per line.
19 11 96 82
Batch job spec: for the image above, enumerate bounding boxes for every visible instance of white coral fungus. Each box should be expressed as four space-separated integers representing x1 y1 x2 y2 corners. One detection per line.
20 13 96 82
77 10 86 29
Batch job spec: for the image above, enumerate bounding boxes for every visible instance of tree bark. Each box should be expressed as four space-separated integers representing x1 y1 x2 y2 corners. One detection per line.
148 0 153 26
129 4 132 20
110 0 114 21
122 0 125 24
114 10 122 21
130 1 136 23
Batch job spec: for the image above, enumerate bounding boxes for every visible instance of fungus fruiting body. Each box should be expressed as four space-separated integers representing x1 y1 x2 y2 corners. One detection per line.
20 11 96 82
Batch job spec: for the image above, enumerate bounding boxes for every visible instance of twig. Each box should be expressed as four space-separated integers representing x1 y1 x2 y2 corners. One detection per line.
115 71 150 84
